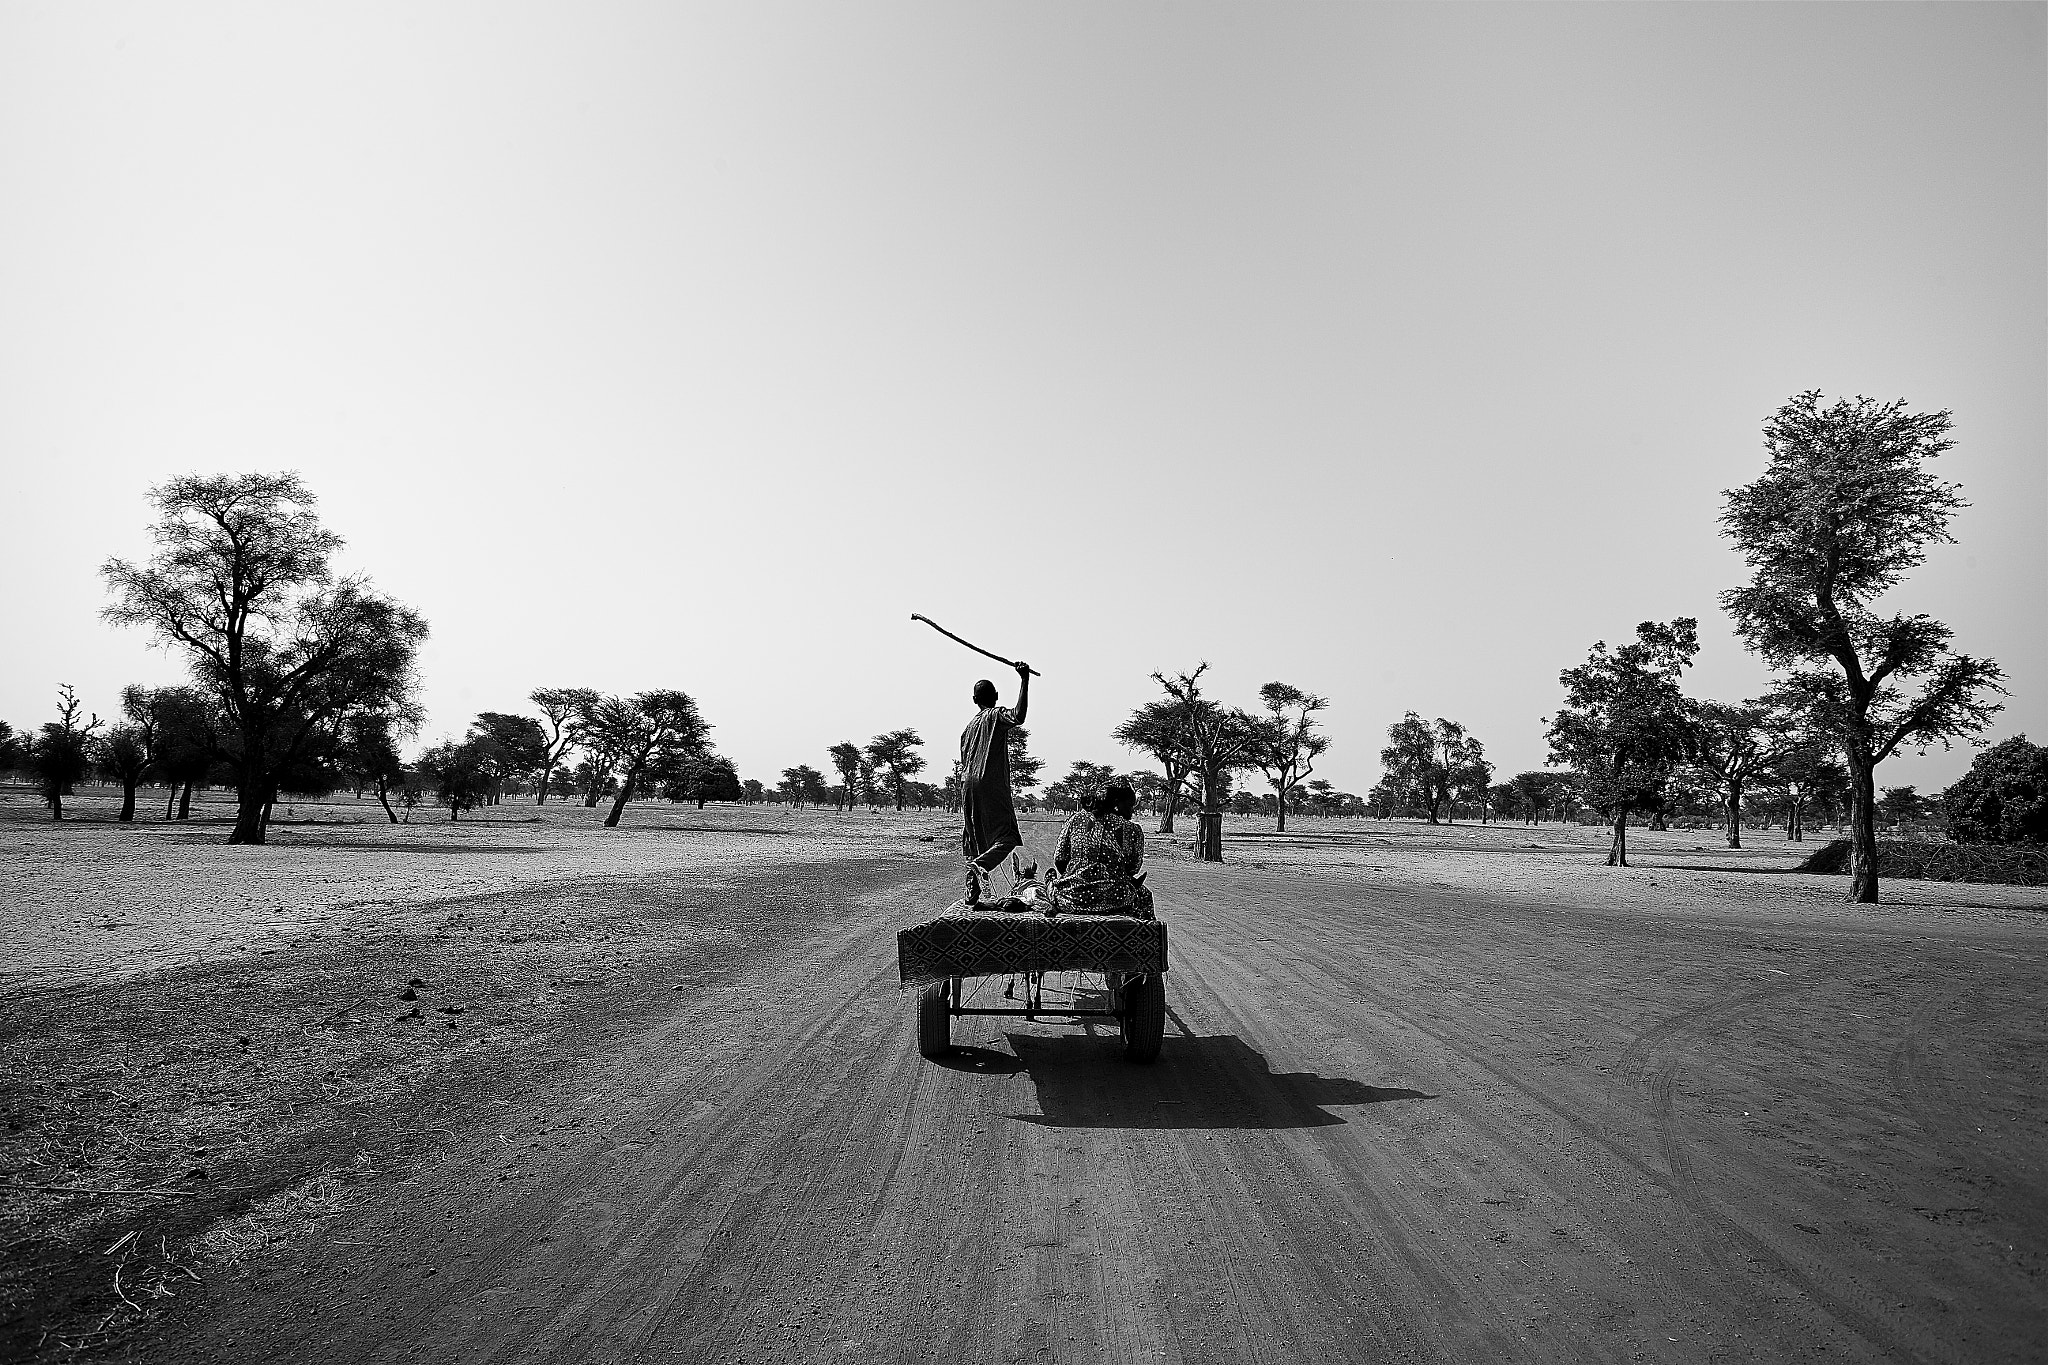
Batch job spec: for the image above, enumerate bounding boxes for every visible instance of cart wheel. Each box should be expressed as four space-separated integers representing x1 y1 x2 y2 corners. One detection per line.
917 979 952 1058
1121 974 1165 1064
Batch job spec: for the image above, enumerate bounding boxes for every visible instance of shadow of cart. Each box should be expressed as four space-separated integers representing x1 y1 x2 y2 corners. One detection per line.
1002 1031 1433 1130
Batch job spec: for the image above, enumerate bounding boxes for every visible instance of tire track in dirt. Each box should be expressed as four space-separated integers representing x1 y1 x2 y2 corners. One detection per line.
1619 974 1960 1365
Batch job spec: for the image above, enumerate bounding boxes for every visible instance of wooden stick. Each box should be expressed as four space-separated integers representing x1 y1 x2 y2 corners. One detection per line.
909 615 1042 677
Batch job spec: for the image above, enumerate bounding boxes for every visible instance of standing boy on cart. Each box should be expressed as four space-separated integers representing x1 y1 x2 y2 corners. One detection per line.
959 660 1031 905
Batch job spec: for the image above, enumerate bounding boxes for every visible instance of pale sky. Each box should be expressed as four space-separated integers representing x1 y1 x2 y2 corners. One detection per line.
4 3 2042 800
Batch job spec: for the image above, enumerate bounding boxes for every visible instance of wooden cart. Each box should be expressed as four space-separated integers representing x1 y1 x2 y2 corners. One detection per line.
897 908 1168 1064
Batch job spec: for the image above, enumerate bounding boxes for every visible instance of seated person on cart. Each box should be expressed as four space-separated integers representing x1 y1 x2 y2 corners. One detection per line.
1050 781 1154 918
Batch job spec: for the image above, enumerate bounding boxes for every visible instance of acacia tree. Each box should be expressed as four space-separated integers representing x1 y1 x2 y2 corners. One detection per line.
99 684 176 822
1720 393 2004 903
416 738 492 820
1508 771 1564 825
1440 723 1492 823
468 712 550 803
865 730 926 811
1763 743 1846 842
1115 699 1199 834
149 686 216 819
827 741 863 812
1688 699 1800 849
1250 682 1329 833
1147 665 1262 862
1377 714 1485 824
1545 619 1700 867
101 473 428 844
530 687 597 804
780 764 827 808
1007 726 1044 797
336 710 409 822
576 691 711 827
28 685 102 820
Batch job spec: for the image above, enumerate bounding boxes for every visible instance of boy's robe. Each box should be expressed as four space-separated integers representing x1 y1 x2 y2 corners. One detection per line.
959 705 1022 858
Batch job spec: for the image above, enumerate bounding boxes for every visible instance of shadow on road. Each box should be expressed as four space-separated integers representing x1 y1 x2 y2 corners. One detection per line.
1003 1032 1432 1130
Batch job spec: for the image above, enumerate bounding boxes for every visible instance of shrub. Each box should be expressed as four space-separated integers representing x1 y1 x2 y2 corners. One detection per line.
1942 736 2048 845
1797 838 2048 886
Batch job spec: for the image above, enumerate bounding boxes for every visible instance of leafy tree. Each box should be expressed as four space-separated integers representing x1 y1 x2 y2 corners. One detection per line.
1044 759 1120 812
529 687 598 804
1377 714 1485 824
575 691 711 827
1545 619 1700 866
1250 682 1330 832
828 741 864 811
1007 726 1044 794
149 686 217 820
779 764 827 808
336 711 410 822
98 684 184 822
864 729 926 811
1442 724 1492 823
1760 743 1846 842
741 778 765 805
101 472 428 844
1720 392 2004 902
566 758 617 805
1941 735 2048 845
658 751 742 806
1875 785 1929 826
1688 699 1800 849
1114 699 1200 834
468 711 551 803
1509 771 1563 825
1148 665 1263 861
27 685 102 820
416 738 492 820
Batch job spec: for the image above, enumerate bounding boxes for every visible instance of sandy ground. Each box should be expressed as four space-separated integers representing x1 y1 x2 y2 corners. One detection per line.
0 788 905 991
4 801 2046 1363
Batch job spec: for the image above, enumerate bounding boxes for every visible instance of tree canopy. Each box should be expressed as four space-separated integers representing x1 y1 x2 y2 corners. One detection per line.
1940 736 2047 846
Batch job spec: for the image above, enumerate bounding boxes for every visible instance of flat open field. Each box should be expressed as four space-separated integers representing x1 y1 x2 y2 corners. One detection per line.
4 793 2045 1363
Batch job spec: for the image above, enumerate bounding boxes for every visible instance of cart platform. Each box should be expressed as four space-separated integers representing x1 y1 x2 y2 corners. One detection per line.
897 906 1167 989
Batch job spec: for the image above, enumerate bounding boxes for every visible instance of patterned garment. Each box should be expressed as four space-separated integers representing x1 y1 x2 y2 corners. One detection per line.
960 705 1022 859
1053 809 1153 915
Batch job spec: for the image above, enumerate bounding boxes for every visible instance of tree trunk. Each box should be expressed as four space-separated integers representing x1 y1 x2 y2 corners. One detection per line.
536 768 551 805
1846 753 1879 904
604 771 636 828
1606 809 1628 867
229 776 267 844
178 782 194 820
118 780 138 822
374 778 399 823
1275 786 1288 833
1725 779 1743 849
166 787 178 819
1788 798 1804 842
1197 808 1224 862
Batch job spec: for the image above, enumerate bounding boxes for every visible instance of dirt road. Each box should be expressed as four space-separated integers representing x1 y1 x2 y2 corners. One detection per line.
158 821 2046 1364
